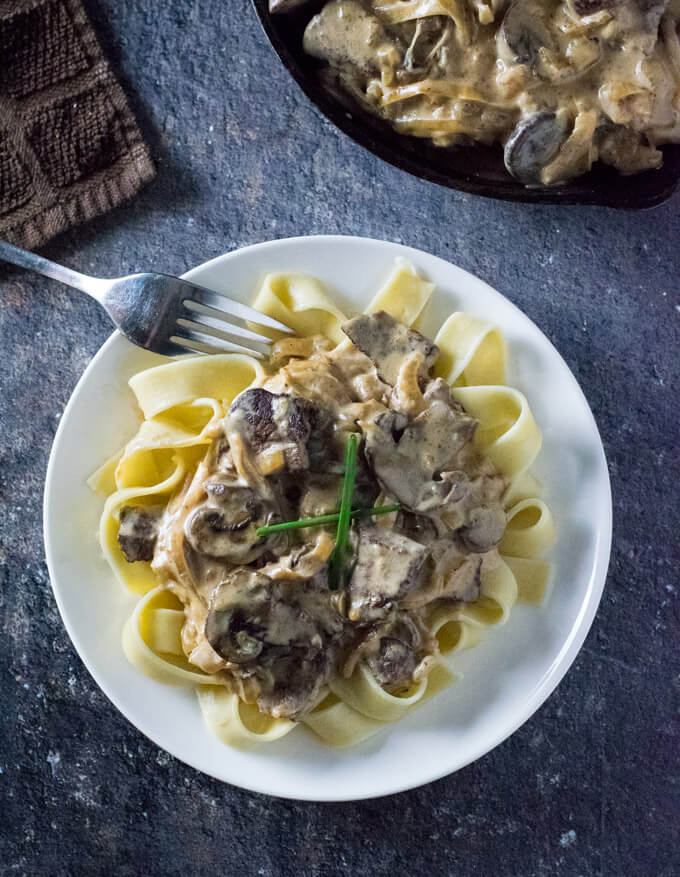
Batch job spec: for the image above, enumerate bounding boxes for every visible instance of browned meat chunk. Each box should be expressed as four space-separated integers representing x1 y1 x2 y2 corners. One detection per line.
117 506 163 562
226 388 318 472
255 651 330 720
363 401 476 510
442 555 483 602
342 311 438 385
365 637 417 692
348 527 428 622
227 387 339 474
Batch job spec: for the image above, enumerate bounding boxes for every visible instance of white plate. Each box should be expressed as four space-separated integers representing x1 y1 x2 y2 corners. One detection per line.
43 236 612 801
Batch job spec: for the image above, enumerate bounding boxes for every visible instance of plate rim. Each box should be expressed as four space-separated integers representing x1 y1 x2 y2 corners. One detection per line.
43 234 613 800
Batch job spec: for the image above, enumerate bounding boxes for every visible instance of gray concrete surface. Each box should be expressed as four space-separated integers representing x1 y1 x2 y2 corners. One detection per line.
1 1 678 874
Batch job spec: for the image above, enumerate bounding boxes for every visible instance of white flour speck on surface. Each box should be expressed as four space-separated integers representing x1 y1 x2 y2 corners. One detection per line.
560 829 577 847
46 751 61 776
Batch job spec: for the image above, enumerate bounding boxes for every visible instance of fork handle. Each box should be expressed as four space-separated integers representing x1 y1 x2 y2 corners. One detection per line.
0 239 108 301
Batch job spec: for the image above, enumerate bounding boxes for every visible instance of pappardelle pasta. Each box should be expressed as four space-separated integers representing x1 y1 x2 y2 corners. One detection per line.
90 261 554 749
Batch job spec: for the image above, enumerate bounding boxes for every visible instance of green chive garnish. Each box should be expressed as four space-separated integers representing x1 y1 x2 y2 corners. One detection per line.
256 503 400 537
328 433 359 590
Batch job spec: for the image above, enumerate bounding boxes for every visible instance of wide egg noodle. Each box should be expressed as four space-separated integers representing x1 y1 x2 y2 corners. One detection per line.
122 585 218 686
500 498 556 559
501 556 552 605
376 0 473 39
329 662 429 723
434 312 505 386
363 257 434 326
129 354 264 419
250 273 348 344
452 385 542 478
112 398 223 490
427 604 487 655
197 688 296 750
300 693 388 747
502 469 543 508
303 662 456 746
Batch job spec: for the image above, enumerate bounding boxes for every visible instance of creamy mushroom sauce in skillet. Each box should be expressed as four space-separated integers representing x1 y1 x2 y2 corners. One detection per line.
272 0 680 186
116 312 508 721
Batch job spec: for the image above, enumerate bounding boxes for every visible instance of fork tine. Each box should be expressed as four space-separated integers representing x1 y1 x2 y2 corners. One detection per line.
184 285 294 334
170 328 265 359
180 309 271 344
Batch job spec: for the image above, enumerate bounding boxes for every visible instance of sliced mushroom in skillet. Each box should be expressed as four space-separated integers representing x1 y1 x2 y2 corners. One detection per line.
498 0 556 68
504 112 569 184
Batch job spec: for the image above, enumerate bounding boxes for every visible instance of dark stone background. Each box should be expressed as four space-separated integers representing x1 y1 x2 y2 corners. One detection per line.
1 1 678 874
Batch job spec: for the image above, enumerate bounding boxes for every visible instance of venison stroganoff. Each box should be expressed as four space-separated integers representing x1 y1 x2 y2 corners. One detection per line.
91 262 554 748
272 0 680 186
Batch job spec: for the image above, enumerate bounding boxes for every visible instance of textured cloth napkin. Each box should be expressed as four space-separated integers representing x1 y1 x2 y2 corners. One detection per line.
0 0 155 248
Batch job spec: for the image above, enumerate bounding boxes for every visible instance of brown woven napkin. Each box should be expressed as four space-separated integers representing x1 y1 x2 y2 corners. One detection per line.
0 0 155 249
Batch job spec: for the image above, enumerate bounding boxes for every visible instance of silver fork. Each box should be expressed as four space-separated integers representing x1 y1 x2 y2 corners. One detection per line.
0 240 292 358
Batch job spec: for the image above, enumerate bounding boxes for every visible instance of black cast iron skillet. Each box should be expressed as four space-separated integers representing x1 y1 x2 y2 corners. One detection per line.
252 0 680 208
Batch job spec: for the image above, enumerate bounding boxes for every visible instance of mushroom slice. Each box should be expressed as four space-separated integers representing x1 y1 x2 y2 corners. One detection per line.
205 570 270 663
117 505 163 562
185 483 279 563
348 527 428 623
364 399 476 510
498 0 556 68
504 112 569 184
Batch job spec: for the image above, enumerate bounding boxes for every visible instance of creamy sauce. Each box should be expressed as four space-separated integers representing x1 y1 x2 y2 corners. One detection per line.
131 312 508 721
302 0 680 184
